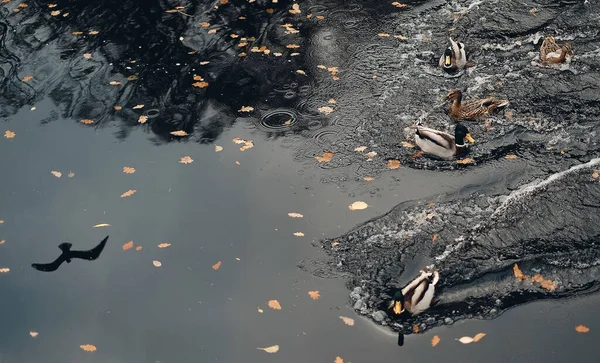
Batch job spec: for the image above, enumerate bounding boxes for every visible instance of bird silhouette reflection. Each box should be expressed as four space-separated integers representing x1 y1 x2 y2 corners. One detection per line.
31 236 108 272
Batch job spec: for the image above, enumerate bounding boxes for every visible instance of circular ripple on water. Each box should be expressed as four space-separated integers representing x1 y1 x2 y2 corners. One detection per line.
255 108 299 132
307 127 341 145
146 109 160 119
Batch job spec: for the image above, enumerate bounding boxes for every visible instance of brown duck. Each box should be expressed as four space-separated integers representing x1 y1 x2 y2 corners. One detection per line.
539 36 573 64
446 89 509 120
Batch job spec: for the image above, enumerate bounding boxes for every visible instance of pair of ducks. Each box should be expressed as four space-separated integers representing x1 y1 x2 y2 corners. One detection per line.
412 35 573 160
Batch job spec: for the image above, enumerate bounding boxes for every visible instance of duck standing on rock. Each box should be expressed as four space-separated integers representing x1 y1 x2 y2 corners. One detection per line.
411 123 474 160
389 267 440 316
446 89 509 120
539 36 573 64
439 37 468 71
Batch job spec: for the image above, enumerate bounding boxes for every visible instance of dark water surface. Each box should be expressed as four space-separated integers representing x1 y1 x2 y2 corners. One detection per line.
1 0 599 362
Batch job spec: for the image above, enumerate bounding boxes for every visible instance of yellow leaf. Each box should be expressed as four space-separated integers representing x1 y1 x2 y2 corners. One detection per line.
472 333 486 342
335 357 344 363
392 2 408 8
0 268 10 273
238 106 254 112
170 130 188 136
315 151 334 162
339 316 355 326
158 243 171 248
179 156 193 164
22 76 33 82
296 70 306 75
378 33 390 37
457 158 473 164
268 300 282 310
287 212 304 218
80 119 94 125
192 81 209 88
575 325 590 333
68 172 75 178
215 145 223 152
79 344 97 352
458 336 474 344
212 261 222 270
50 171 62 178
122 241 134 251
30 331 39 338
83 53 92 59
88 31 99 35
513 263 527 281
401 141 415 148
109 81 121 85
308 291 320 300
120 189 137 198
152 260 162 267
505 154 518 159
293 232 304 237
4 130 16 139
431 335 440 347
123 166 135 174
349 201 368 210
132 104 144 109
363 176 375 181
257 345 279 353
286 44 300 49
387 159 401 169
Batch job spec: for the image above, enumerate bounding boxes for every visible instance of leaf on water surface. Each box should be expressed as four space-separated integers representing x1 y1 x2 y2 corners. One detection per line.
378 33 390 37
288 212 304 218
199 22 210 27
199 61 210 65
266 8 274 14
170 130 188 136
394 35 408 40
431 335 440 347
286 44 300 49
531 274 557 291
120 189 137 198
109 81 121 85
30 331 39 337
505 154 518 159
122 241 134 251
212 261 222 270
457 336 474 344
93 223 110 228
235 257 240 261
575 325 590 333
22 76 32 82
220 0 228 4
72 31 83 35
317 106 334 115
152 260 162 267
401 141 415 148
138 115 148 124
192 81 209 88
0 240 5 245
339 316 355 326
240 140 254 151
80 344 97 352
268 300 282 310
68 172 75 177
257 307 264 313
208 29 217 34
158 243 171 249
392 2 408 8
315 151 333 162
80 119 94 125
114 106 122 111
50 171 62 178
363 177 375 181
48 3 57 7
215 145 223 152
387 160 401 169
354 146 367 152
135 246 142 251
331 241 340 247
123 166 135 174
132 104 144 109
334 357 344 363
257 345 279 353
316 15 325 20
328 98 336 104
179 156 194 164
0 268 10 273
4 130 16 139
83 53 92 59
413 325 420 333
273 52 283 56
349 201 368 210
308 291 320 300
296 70 307 76
50 10 61 16
238 106 254 112
513 263 527 281
235 161 240 165
293 232 304 237
457 158 473 164
472 333 486 342
88 30 99 35
289 3 301 14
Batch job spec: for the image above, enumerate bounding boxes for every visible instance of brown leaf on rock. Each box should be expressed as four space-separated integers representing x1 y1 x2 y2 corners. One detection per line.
575 325 590 333
314 151 333 162
531 274 557 291
308 291 320 300
120 189 137 198
387 159 401 169
0 240 5 245
122 241 134 251
268 300 282 310
123 166 135 174
513 263 527 281
179 156 193 164
431 335 440 347
80 344 97 352
158 243 171 248
339 316 355 326
50 171 62 178
4 130 16 139
170 130 188 136
80 119 94 125
212 261 222 270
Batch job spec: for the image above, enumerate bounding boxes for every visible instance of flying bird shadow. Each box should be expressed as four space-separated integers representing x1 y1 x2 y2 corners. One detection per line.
31 236 109 272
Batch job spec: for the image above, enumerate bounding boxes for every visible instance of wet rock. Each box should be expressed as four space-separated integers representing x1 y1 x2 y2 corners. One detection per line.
353 298 365 310
372 310 388 323
444 318 454 325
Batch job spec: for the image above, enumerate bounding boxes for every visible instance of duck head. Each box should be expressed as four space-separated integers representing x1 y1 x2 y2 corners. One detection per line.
442 47 453 68
391 290 405 315
454 124 475 147
446 89 463 102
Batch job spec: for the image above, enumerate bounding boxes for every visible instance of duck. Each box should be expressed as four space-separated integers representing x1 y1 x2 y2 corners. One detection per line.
446 89 509 120
411 123 474 160
389 268 440 316
439 37 467 71
539 36 573 64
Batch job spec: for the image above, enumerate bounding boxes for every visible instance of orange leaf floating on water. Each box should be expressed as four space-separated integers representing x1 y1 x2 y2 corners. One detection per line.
457 158 473 164
109 81 121 85
80 344 97 352
513 263 527 281
457 336 474 344
378 33 390 37
0 268 10 273
83 53 92 59
30 331 39 338
138 115 148 124
4 130 16 139
212 261 222 270
387 159 401 169
80 119 94 125
318 106 334 115
315 151 333 163
235 161 240 165
505 154 518 159
122 241 134 251
88 30 99 35
50 10 61 16
349 201 368 210
339 316 355 326
192 81 209 88
123 166 135 174
240 140 254 151
288 212 304 218
215 145 223 152
132 104 144 109
50 171 62 178
575 325 590 333
286 44 300 49
179 156 194 164
268 300 282 310
0 240 5 245
199 22 210 27
208 29 217 34
93 223 110 228
531 273 557 291
257 345 279 353
364 176 375 181
293 232 304 237
135 246 142 251
472 333 486 342
22 75 33 82
238 106 254 112
152 260 162 267
158 243 171 248
308 291 320 300
170 130 188 136
413 325 420 333
335 357 344 363
120 189 137 198
113 105 122 111
431 335 440 347
392 2 408 8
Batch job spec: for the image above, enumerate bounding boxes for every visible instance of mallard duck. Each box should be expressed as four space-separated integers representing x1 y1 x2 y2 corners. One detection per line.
539 36 573 64
446 89 509 120
411 123 474 160
439 37 467 71
389 268 440 316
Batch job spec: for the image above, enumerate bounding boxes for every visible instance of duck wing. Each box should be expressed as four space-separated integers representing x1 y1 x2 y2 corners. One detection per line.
415 127 454 149
540 36 560 60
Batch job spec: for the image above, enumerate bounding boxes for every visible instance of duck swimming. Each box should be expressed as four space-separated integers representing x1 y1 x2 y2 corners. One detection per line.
412 123 474 160
539 36 573 64
439 37 467 71
446 89 509 120
389 268 440 316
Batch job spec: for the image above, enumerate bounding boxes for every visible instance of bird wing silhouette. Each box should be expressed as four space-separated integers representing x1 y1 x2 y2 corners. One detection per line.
70 236 109 260
31 254 67 272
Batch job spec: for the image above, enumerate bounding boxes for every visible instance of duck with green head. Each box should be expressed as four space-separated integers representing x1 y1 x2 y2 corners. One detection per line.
389 268 440 316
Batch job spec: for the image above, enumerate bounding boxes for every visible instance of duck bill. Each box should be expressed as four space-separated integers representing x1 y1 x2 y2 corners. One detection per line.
393 301 403 315
465 133 475 143
444 55 451 66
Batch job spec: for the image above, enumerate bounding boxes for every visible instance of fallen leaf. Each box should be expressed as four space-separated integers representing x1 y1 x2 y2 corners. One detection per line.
199 22 210 27
235 161 240 165
331 241 341 247
339 316 355 326
394 35 408 40
132 104 144 109
83 53 92 59
432 234 439 242
212 261 222 270
80 119 94 125
505 154 518 159
192 81 209 88
138 115 148 124
235 257 240 261
88 30 99 35
79 344 97 352
93 223 110 228
22 75 34 83
266 8 274 14
575 325 590 333
238 106 254 112
114 106 122 111
152 260 162 267
431 335 440 347
215 145 223 152
335 357 344 363
50 171 62 178
158 243 171 248
4 130 16 139
30 331 39 338
199 61 210 65
208 29 217 34
308 291 320 300
472 333 486 342
232 137 246 144
286 44 300 49
240 140 254 151
122 241 134 251
424 213 436 220
354 146 367 152
401 141 415 148
268 300 282 310
378 33 390 37
109 81 121 85
365 151 377 160
349 201 368 210
179 156 194 164
411 151 424 159
316 15 325 20
458 336 474 344
120 189 137 198
258 307 264 313
315 151 334 162
592 171 599 179
68 172 75 178
392 2 408 8
48 4 57 8
170 130 188 136
135 246 142 251
288 212 304 218
257 345 279 353
293 232 305 237
513 263 527 281
72 31 83 35
318 106 334 115
0 240 4 245
0 268 10 273
50 10 60 16
328 98 336 103
387 159 401 169
531 273 557 291
363 176 375 181
457 158 473 164
123 166 135 174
